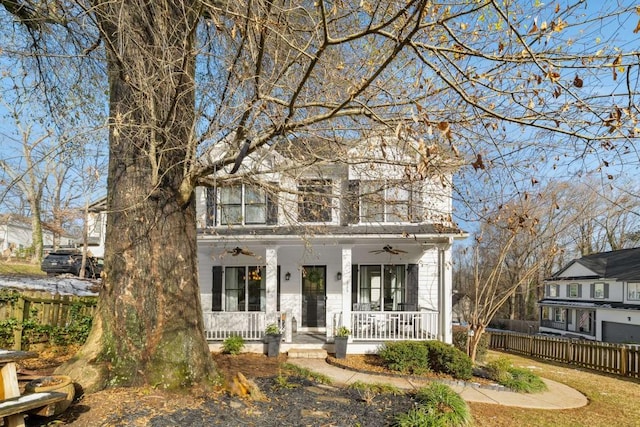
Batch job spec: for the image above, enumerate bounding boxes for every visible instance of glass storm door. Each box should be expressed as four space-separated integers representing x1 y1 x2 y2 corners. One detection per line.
302 266 326 328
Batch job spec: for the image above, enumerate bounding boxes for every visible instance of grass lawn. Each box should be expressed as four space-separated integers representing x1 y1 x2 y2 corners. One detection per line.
0 260 45 276
471 350 640 426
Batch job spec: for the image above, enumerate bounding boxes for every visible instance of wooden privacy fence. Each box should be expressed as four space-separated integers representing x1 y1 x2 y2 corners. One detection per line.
0 291 97 350
490 331 640 379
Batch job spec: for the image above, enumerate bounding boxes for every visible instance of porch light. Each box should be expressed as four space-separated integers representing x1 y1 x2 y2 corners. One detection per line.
285 272 291 281
336 272 342 281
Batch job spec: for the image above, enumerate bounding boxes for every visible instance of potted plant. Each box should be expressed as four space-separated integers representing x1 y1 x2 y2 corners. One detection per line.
334 326 350 359
264 323 282 357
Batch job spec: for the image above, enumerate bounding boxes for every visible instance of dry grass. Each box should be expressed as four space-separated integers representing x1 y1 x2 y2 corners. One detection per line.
471 350 640 426
0 260 45 276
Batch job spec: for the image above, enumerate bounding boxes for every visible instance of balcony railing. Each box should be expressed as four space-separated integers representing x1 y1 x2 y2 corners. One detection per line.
540 319 567 330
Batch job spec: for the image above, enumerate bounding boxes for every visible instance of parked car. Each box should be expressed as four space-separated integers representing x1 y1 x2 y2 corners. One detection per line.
41 251 103 279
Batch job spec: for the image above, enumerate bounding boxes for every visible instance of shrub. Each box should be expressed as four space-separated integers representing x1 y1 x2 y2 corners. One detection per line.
222 335 245 355
485 357 547 393
416 383 472 426
395 383 471 427
485 356 513 383
423 341 473 380
378 341 430 375
394 407 433 427
500 367 547 393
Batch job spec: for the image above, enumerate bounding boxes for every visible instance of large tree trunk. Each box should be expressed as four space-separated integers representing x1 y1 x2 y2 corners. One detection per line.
57 1 216 391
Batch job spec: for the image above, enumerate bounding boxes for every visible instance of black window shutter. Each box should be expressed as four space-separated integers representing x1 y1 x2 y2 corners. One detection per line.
212 266 223 311
590 283 594 297
578 284 582 297
406 264 419 306
206 187 217 227
266 182 278 225
346 180 360 224
351 264 358 306
604 283 609 298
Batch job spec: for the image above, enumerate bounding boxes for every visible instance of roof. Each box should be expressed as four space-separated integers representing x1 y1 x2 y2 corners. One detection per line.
551 247 640 282
539 298 640 311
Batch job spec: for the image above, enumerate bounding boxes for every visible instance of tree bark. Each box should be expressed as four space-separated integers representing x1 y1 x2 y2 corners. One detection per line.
57 1 216 391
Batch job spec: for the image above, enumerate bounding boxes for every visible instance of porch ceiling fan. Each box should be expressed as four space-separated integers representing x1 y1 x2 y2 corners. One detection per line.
369 245 407 255
226 247 256 257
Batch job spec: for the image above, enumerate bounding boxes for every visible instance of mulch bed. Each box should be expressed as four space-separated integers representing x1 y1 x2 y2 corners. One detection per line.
28 352 421 427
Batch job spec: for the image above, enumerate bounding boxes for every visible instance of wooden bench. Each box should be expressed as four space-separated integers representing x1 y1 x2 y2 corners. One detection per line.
0 392 67 425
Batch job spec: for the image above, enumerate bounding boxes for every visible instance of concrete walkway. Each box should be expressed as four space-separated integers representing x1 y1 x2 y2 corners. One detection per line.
288 358 588 410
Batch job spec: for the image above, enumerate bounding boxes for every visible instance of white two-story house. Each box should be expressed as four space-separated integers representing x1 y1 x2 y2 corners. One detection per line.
87 136 466 352
539 247 640 344
195 136 465 352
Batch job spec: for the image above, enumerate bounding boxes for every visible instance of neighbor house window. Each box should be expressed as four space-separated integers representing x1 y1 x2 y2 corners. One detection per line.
628 282 640 301
547 284 559 297
298 179 333 222
592 282 607 299
553 307 565 322
568 283 581 298
360 180 415 223
224 266 265 311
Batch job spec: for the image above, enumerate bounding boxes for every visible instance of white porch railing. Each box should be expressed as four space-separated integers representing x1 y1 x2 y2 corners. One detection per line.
332 311 439 341
203 311 286 341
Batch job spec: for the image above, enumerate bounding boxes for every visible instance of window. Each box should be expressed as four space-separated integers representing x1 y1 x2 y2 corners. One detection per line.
224 266 265 311
357 264 407 311
360 181 414 223
206 184 276 226
628 282 640 301
298 180 332 222
592 282 607 299
568 283 580 298
553 308 565 322
547 284 559 297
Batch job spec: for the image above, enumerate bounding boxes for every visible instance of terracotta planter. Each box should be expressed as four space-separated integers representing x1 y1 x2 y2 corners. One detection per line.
25 375 75 415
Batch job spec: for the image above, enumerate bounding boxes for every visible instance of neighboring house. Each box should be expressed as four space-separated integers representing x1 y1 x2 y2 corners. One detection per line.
86 197 107 257
452 292 471 325
195 136 466 352
539 247 640 344
0 214 57 257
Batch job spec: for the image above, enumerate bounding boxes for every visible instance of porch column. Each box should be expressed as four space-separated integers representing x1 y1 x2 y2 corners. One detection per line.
341 246 353 341
438 239 453 344
265 247 287 341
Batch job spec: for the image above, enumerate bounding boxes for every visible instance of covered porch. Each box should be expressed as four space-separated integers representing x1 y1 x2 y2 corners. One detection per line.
198 235 455 354
203 308 440 354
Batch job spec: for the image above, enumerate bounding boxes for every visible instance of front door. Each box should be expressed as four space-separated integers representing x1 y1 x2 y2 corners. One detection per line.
302 266 326 328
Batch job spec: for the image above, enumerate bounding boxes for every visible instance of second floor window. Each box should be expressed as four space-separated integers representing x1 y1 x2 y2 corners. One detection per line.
628 282 640 301
592 282 608 299
206 184 277 226
298 180 333 222
568 283 581 298
360 181 416 223
547 284 559 297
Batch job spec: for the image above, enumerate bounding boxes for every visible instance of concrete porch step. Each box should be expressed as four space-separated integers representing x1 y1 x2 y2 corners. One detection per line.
287 348 328 359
